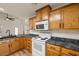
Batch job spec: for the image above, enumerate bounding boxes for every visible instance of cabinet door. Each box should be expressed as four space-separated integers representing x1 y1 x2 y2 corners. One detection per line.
46 43 61 56
41 7 50 20
0 43 9 56
10 39 20 53
49 9 62 30
29 19 33 30
19 38 24 49
36 11 42 21
29 16 36 30
62 4 79 29
61 48 79 56
24 38 27 49
32 17 36 30
46 49 59 56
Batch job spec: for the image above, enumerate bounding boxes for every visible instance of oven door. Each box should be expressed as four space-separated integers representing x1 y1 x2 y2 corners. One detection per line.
32 39 43 55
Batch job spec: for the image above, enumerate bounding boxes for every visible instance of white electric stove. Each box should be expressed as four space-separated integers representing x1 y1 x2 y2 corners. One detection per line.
32 37 48 56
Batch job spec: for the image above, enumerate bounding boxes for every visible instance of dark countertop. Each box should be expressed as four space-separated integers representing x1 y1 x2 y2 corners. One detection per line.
47 37 79 52
0 34 39 40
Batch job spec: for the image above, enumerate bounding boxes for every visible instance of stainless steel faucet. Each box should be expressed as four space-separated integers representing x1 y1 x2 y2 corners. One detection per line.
6 30 11 36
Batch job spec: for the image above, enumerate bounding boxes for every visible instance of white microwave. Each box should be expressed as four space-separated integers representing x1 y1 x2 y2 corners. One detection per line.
35 20 48 30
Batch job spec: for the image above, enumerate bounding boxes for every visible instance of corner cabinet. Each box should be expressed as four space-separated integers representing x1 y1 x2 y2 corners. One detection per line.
49 9 62 30
62 4 79 29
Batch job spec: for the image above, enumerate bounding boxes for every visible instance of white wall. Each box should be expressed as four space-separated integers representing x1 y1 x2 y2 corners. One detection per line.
0 17 24 36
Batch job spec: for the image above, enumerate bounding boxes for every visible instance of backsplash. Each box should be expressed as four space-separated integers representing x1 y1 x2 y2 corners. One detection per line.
29 30 51 39
29 30 79 40
51 30 79 40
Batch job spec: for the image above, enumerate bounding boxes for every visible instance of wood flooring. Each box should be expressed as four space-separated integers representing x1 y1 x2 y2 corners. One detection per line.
10 49 32 56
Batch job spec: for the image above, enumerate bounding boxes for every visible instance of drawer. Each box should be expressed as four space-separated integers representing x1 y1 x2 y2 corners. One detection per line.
46 49 59 56
27 39 32 42
61 48 79 56
46 43 60 52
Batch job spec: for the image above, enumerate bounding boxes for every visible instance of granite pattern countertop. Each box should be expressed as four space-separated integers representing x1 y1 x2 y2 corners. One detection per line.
47 37 79 52
0 34 39 44
0 34 39 40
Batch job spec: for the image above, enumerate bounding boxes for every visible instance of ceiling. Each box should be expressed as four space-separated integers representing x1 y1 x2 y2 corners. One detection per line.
0 3 68 20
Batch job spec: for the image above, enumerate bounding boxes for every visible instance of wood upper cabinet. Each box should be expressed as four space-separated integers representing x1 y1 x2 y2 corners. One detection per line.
62 4 79 29
41 6 51 20
32 16 36 30
29 16 36 30
0 43 9 56
36 11 42 21
49 9 62 30
36 5 51 21
29 18 33 30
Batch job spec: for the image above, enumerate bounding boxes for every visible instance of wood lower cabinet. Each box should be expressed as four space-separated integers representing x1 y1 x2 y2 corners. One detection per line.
46 49 59 56
61 48 79 56
46 43 79 56
19 37 25 49
62 4 79 29
25 37 32 53
0 43 9 56
9 38 20 53
24 38 27 49
0 37 32 55
46 43 61 56
49 9 62 30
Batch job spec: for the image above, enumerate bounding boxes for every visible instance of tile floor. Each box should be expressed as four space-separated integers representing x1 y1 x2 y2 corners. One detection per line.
10 49 32 56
